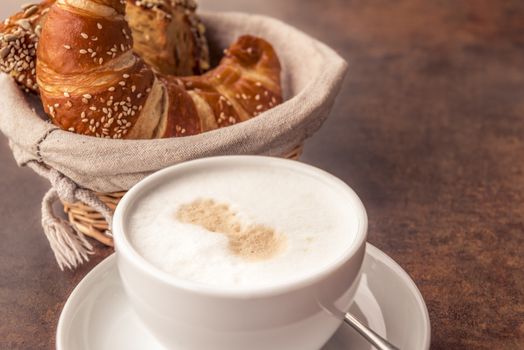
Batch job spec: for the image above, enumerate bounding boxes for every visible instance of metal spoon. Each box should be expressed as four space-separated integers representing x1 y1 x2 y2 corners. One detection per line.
344 313 400 350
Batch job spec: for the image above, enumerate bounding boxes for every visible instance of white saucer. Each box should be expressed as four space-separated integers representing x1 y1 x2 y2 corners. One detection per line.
56 244 430 350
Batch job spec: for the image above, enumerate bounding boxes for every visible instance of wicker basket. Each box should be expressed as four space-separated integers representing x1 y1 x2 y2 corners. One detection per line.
62 145 304 247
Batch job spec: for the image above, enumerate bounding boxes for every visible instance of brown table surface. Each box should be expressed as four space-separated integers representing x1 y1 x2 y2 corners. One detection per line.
1 0 524 349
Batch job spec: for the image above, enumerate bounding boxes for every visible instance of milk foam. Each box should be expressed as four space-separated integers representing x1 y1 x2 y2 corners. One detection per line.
127 164 357 289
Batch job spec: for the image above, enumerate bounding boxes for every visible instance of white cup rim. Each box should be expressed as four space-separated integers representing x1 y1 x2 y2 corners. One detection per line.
113 155 368 298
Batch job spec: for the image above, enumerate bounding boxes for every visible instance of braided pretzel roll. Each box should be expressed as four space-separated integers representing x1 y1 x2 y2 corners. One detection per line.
36 0 282 139
126 0 210 75
0 1 55 93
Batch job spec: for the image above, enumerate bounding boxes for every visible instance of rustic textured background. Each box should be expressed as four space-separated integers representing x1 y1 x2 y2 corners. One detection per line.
1 0 523 349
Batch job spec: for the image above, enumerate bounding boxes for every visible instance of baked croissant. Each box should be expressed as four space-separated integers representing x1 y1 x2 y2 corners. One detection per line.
36 0 282 139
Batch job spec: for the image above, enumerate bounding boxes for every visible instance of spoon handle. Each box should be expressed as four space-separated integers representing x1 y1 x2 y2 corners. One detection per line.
343 313 400 350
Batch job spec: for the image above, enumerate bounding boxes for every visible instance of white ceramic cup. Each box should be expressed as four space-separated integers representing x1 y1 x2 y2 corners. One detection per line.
113 156 368 350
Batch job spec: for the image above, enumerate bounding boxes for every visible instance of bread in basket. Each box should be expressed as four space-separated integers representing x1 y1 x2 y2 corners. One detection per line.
0 1 347 269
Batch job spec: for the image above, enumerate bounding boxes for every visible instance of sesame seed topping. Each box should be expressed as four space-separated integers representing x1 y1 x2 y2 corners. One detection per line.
0 46 9 59
4 33 20 42
64 45 71 50
22 4 38 15
17 19 31 31
97 23 103 30
80 33 89 39
123 73 130 78
83 94 92 99
64 92 70 97
108 87 115 92
79 49 87 54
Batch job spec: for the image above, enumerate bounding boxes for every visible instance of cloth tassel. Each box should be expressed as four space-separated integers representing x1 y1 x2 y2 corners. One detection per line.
41 188 93 270
28 161 113 269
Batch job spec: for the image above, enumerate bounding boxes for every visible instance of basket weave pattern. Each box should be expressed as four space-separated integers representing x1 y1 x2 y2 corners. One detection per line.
62 145 304 247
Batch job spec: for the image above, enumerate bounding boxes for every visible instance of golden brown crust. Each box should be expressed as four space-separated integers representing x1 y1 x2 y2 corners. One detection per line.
38 5 132 76
159 76 202 137
35 1 282 140
126 0 210 76
180 77 242 128
180 35 283 125
37 0 155 139
39 60 154 138
0 1 55 93
223 35 282 91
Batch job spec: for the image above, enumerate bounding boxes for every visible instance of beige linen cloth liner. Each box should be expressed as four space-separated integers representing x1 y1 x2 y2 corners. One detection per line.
0 12 347 270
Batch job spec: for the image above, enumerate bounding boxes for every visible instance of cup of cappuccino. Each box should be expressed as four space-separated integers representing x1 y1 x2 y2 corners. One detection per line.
113 156 368 350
